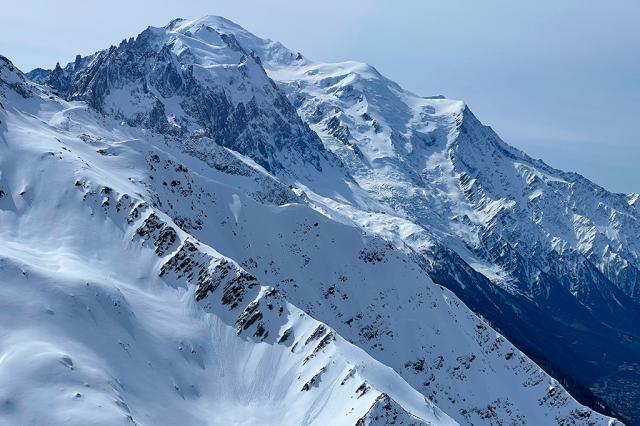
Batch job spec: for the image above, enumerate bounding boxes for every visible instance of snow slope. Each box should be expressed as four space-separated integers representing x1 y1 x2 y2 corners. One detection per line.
0 56 456 426
1 52 620 425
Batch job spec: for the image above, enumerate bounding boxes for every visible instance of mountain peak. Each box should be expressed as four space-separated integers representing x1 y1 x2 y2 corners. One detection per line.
26 17 332 177
176 15 255 35
0 55 24 82
164 15 271 49
0 55 31 98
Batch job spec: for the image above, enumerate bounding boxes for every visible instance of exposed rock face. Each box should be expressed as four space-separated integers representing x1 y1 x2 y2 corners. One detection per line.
0 55 32 98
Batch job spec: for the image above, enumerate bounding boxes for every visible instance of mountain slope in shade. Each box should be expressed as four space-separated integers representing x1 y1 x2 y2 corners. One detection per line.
0 53 621 425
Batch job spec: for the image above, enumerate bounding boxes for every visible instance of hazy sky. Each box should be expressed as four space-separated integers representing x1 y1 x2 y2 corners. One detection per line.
2 1 639 193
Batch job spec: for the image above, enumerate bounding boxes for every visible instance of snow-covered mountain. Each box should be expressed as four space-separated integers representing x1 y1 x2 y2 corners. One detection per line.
1 14 634 425
0 53 612 426
260 39 640 421
1 55 457 425
185 16 640 422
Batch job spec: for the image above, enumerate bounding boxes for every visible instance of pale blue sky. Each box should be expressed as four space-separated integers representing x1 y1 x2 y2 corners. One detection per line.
2 0 638 193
